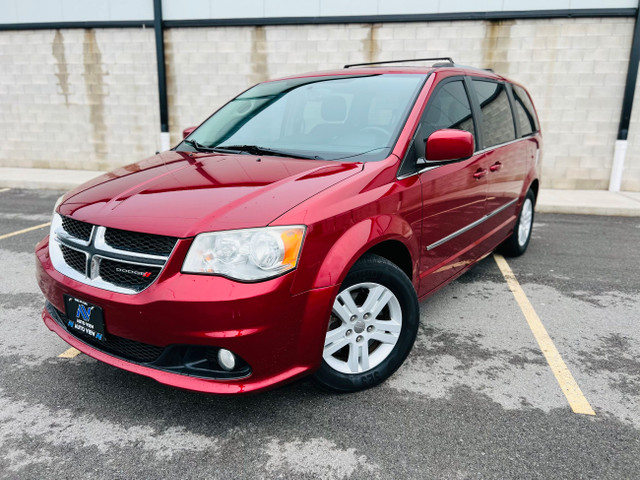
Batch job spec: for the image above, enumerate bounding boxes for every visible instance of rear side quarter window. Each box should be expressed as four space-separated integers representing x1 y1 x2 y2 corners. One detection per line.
471 79 516 149
511 84 539 136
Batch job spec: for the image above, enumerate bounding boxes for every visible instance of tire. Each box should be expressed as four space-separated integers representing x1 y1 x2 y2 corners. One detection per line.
313 254 419 392
499 189 535 257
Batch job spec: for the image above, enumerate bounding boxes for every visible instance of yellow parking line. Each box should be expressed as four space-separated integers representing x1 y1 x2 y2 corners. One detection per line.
0 188 10 193
58 347 81 358
0 222 50 240
493 253 596 416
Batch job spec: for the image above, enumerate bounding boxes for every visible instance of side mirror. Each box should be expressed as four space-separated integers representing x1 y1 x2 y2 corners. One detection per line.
425 129 474 163
182 126 197 139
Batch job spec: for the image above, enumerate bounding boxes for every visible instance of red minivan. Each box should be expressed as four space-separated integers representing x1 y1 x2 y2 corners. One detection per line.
36 59 541 394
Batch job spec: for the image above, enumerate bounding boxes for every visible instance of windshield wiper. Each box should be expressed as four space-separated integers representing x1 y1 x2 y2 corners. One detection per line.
214 145 322 160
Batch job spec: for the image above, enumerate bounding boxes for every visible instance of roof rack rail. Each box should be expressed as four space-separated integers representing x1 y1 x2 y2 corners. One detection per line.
344 57 454 69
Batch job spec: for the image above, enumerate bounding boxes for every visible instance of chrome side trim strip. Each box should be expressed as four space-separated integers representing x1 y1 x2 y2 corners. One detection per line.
426 198 518 251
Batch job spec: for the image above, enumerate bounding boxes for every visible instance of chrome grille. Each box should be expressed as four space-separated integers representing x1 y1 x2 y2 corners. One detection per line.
61 215 93 241
59 244 87 275
98 258 162 292
104 228 176 257
49 213 177 294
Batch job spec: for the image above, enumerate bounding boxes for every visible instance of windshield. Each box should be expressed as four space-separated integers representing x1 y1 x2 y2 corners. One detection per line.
177 74 426 161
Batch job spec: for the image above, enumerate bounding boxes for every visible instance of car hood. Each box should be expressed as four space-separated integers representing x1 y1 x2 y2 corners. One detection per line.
58 151 363 237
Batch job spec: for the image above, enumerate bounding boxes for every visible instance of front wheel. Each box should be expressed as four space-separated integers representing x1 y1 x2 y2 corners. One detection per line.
313 254 419 392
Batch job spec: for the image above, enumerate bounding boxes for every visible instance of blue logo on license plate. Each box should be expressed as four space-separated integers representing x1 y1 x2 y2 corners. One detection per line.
76 304 94 322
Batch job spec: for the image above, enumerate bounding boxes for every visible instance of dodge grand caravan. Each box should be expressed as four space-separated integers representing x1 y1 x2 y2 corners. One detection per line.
36 58 542 394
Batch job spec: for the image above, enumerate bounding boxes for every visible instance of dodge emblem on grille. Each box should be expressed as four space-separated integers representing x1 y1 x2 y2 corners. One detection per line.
115 267 152 278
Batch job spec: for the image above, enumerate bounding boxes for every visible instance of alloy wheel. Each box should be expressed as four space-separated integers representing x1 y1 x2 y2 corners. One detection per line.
323 282 402 374
518 198 533 247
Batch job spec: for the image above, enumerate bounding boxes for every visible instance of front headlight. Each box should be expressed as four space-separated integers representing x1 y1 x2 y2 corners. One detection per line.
182 226 306 281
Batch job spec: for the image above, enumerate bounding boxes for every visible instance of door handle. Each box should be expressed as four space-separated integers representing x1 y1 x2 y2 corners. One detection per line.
490 162 502 172
473 169 487 179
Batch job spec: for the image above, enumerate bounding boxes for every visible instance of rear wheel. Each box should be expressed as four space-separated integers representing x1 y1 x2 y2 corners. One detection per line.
314 254 419 392
499 189 535 257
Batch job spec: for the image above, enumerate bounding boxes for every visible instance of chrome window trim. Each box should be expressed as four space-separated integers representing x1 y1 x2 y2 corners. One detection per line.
397 163 436 180
473 136 523 156
426 198 518 251
396 136 527 181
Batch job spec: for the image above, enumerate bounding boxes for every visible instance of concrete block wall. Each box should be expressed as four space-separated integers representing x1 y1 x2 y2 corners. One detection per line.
1 17 640 191
0 27 159 171
165 18 637 190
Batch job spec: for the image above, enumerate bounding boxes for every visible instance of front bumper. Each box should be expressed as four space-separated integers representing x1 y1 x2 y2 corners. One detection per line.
36 236 336 394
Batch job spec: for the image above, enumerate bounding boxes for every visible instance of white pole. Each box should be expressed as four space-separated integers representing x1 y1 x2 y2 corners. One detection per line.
159 131 171 152
609 139 628 192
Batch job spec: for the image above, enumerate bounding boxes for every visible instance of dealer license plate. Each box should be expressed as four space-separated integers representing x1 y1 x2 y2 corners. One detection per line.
63 295 106 342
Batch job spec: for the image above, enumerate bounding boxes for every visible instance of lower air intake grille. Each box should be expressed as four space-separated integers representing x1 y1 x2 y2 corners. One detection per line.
84 333 164 363
49 304 164 363
47 303 251 378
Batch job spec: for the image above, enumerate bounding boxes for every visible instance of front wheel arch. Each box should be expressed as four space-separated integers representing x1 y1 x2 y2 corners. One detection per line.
308 217 419 291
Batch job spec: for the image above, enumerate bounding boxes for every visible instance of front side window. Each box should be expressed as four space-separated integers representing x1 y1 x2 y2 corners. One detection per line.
179 74 426 162
471 80 516 148
415 79 475 159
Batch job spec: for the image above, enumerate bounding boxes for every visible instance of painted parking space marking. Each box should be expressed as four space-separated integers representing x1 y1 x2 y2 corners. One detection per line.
0 222 50 240
0 188 10 193
493 253 596 416
58 347 81 358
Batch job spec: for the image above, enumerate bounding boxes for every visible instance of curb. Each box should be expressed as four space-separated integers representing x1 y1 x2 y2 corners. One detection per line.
0 168 103 191
535 204 640 217
536 189 640 217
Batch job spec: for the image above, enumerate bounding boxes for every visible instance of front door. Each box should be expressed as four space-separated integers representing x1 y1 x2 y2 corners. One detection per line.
408 77 490 297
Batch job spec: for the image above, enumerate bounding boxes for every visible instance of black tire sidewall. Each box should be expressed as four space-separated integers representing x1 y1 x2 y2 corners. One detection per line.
501 190 535 257
313 255 419 392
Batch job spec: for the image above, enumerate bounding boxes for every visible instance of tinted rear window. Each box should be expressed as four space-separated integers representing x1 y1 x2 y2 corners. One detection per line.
472 80 516 148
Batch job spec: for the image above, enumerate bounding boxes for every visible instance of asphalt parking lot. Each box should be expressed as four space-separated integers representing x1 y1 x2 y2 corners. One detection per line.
0 188 639 479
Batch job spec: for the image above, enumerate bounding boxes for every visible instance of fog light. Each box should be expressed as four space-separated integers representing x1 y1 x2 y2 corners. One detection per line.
217 349 236 371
